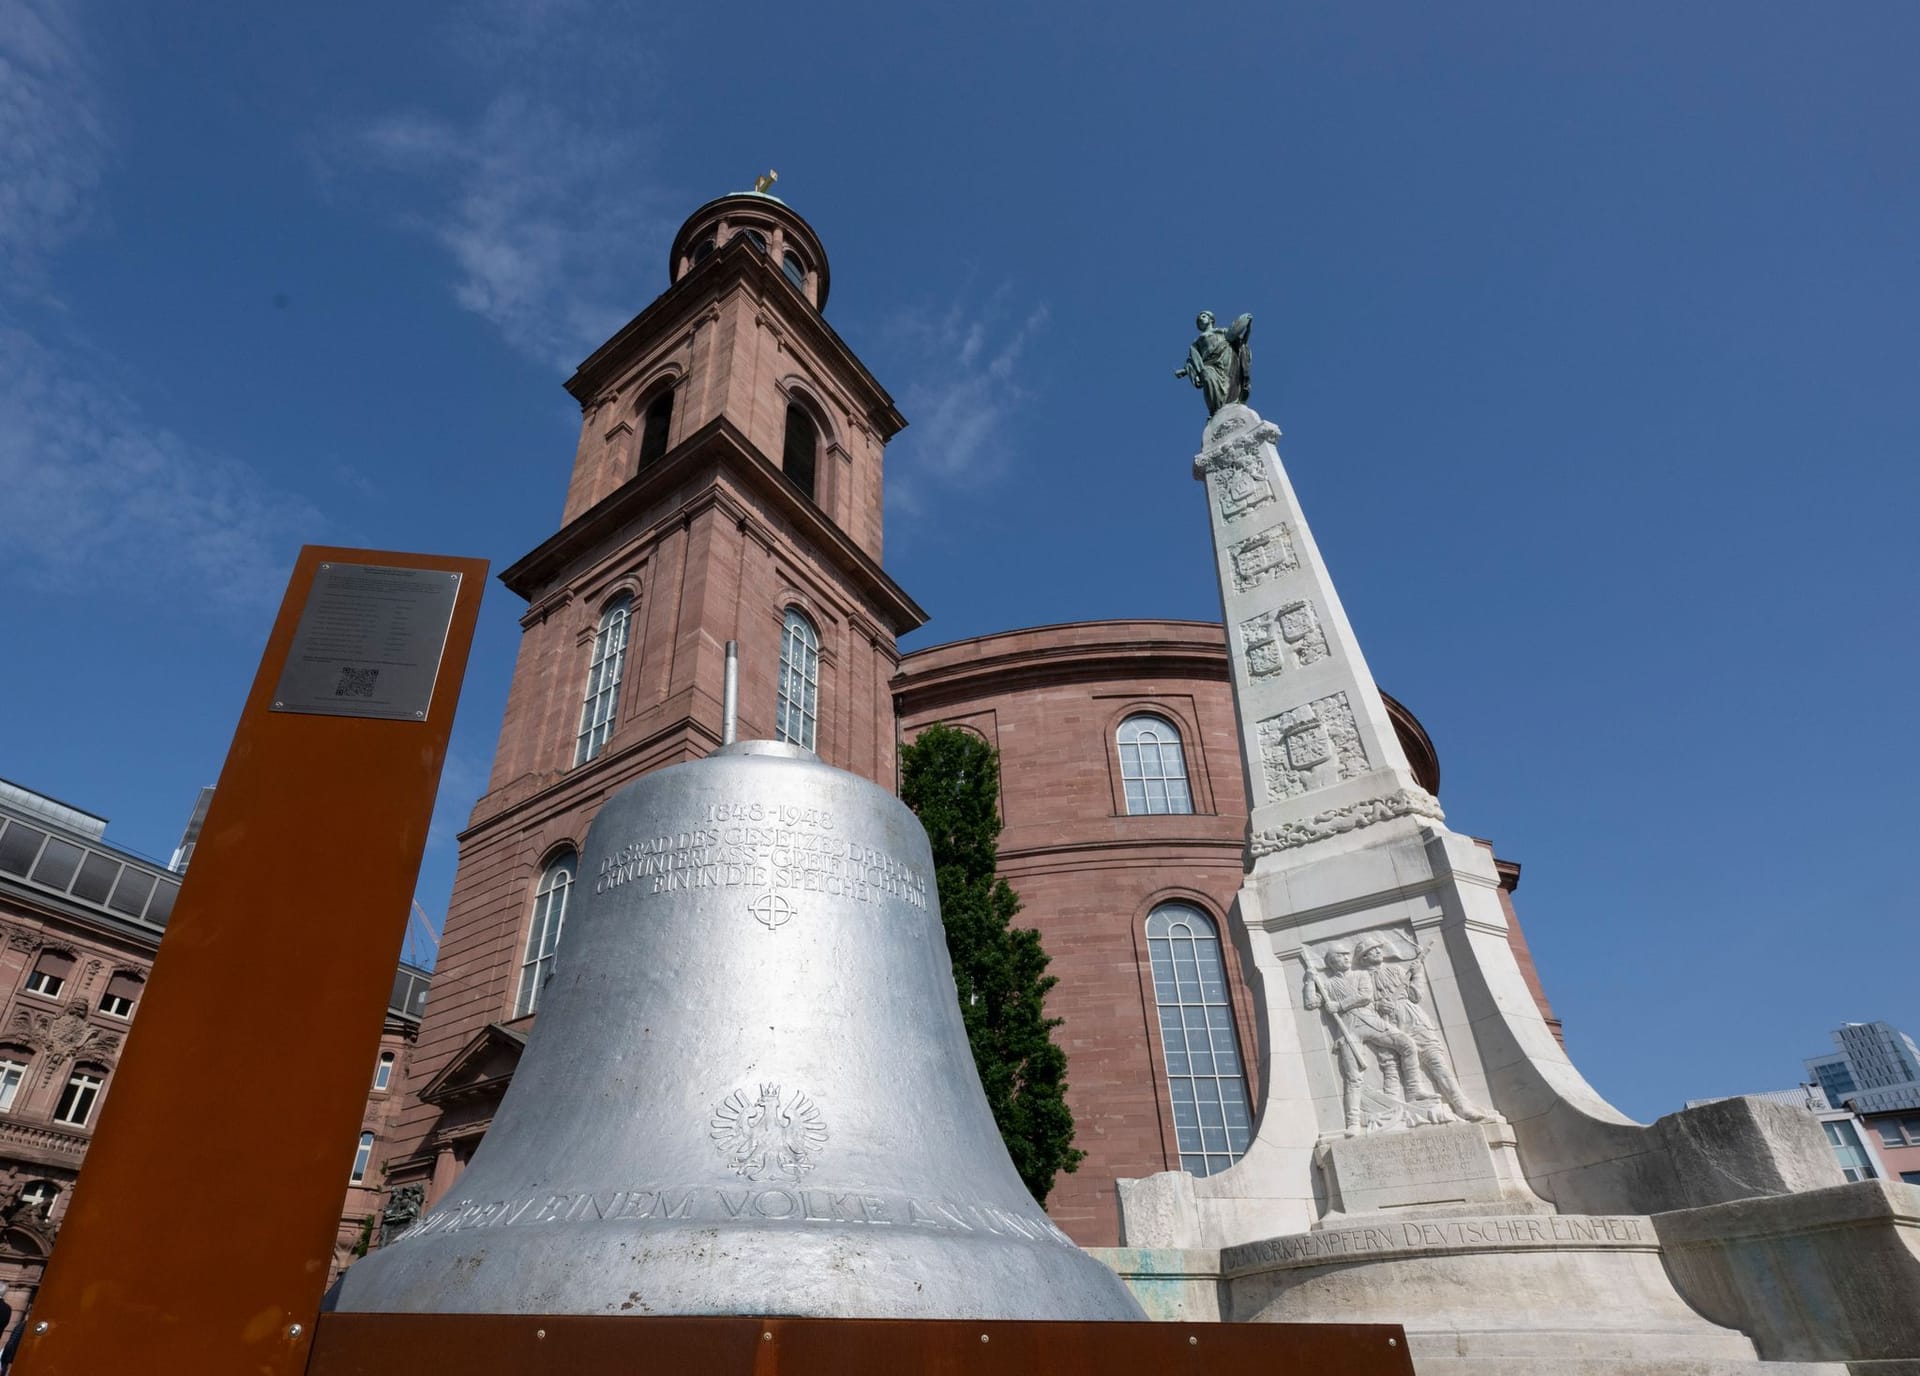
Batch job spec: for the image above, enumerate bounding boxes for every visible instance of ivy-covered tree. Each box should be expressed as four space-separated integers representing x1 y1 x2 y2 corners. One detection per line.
899 723 1084 1203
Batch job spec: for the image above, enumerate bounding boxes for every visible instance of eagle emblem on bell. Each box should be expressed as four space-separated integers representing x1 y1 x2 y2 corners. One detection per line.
710 1082 828 1181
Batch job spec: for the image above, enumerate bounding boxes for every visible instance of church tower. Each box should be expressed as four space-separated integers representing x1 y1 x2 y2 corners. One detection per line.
381 190 925 1208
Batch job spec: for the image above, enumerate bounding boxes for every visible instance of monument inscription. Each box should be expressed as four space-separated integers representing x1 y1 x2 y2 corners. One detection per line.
1223 1214 1651 1272
594 803 928 913
271 562 460 721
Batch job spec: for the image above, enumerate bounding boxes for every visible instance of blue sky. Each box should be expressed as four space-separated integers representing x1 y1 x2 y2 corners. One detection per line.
3 0 1915 1121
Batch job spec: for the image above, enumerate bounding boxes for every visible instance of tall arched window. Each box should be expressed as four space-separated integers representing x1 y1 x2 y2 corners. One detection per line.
776 608 820 750
637 387 674 469
782 403 819 502
1146 903 1251 1176
515 852 575 1017
1118 714 1194 815
350 1131 375 1183
575 595 632 765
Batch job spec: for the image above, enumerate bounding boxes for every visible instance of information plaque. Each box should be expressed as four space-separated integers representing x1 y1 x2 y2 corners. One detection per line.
271 562 461 721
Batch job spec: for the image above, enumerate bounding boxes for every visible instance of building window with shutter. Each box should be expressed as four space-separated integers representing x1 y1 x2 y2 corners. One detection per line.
515 853 575 1017
98 971 142 1019
575 595 633 765
1146 903 1251 1177
776 608 820 751
1118 714 1195 815
24 951 75 1000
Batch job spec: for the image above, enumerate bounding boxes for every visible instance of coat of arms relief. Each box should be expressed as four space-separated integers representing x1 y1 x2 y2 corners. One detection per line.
1301 930 1487 1136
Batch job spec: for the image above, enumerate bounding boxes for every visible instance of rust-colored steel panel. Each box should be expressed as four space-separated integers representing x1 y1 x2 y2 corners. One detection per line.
305 1313 1416 1375
14 548 487 1376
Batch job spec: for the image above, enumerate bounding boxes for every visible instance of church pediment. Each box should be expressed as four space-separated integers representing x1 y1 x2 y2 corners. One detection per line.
417 1023 526 1107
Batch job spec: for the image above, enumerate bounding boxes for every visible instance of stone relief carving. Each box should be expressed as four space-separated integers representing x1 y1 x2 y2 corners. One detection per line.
1250 787 1446 856
1227 523 1299 593
6 932 40 955
710 1083 828 1182
381 1183 426 1247
1300 932 1486 1136
1239 600 1330 679
1193 415 1281 523
1257 692 1368 801
15 1001 121 1087
1276 600 1330 666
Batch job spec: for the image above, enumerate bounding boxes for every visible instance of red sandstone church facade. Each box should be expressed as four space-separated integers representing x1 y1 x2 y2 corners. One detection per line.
374 193 1560 1249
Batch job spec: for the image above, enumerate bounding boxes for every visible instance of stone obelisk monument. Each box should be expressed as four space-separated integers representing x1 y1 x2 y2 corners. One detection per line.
1103 313 1920 1373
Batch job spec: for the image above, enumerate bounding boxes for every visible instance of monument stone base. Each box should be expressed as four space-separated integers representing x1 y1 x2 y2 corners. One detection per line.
1099 1218 1845 1374
1100 1180 1920 1372
1315 1119 1549 1221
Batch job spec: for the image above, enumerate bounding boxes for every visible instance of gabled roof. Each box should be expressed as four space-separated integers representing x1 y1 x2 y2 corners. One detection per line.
417 1022 527 1108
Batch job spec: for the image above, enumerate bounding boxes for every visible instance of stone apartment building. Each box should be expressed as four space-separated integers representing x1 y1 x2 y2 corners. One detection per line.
0 777 429 1338
370 187 1567 1250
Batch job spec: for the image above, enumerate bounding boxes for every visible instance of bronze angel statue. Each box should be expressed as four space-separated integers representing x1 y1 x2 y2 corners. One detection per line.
1174 310 1252 416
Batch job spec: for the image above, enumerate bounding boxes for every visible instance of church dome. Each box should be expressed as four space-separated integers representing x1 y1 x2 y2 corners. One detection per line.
668 190 831 311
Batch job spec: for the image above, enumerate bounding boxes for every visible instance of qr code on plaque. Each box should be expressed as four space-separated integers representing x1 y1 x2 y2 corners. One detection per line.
335 666 380 699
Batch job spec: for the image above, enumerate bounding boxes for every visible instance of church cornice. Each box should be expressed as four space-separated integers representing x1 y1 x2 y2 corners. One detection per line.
562 239 906 439
500 416 928 635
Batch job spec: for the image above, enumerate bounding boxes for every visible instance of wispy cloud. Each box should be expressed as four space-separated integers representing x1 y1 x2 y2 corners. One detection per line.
343 94 667 369
0 0 109 289
0 4 319 612
885 289 1051 517
0 325 323 612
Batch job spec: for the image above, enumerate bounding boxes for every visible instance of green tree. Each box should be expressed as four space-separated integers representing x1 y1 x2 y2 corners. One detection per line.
899 723 1084 1203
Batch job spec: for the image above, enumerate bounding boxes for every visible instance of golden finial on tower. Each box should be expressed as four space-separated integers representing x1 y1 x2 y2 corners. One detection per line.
753 169 779 194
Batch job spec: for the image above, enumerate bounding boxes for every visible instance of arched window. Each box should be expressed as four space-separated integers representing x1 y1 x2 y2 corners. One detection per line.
730 227 768 253
574 595 632 765
350 1131 375 1184
515 852 575 1017
1118 714 1194 815
782 403 819 502
373 1051 396 1091
781 251 807 291
691 238 715 264
1146 903 1251 1176
637 387 674 469
776 608 820 751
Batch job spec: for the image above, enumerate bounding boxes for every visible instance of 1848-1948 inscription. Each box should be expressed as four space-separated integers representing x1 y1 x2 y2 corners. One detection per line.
593 799 928 913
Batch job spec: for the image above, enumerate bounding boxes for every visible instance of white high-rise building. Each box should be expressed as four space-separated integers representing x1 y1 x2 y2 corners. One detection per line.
1806 1021 1920 1113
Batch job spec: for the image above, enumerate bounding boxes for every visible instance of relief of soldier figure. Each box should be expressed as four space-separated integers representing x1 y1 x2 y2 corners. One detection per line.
1302 932 1488 1136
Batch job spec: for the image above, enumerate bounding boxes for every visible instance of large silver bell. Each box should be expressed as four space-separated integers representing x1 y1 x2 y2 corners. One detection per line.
334 741 1143 1319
